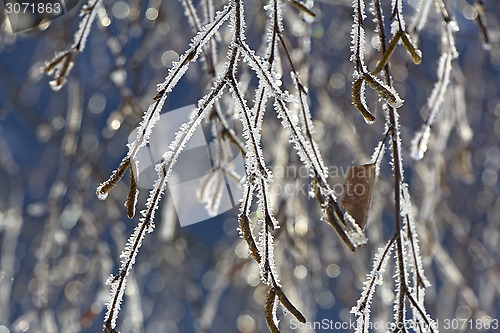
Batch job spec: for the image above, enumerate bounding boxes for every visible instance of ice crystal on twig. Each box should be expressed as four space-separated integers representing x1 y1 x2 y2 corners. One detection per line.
44 0 101 91
93 0 445 331
411 0 458 160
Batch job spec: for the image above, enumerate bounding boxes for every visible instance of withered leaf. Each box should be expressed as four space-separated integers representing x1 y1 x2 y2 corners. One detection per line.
342 163 376 231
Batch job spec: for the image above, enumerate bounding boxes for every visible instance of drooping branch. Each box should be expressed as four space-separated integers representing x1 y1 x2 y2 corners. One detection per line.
350 1 437 332
44 0 102 91
96 4 232 202
411 0 458 160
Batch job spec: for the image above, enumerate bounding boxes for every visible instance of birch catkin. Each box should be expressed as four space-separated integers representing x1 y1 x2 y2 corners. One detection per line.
97 158 130 200
401 32 422 64
352 78 376 123
265 288 280 333
363 73 404 108
373 31 402 75
125 165 138 219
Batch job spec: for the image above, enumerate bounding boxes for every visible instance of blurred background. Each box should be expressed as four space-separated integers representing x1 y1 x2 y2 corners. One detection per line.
0 0 499 332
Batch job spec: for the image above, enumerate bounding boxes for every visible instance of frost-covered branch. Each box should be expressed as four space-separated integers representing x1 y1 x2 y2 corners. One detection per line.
350 1 438 332
96 3 232 203
44 0 101 91
411 0 459 160
104 72 228 331
4 0 496 332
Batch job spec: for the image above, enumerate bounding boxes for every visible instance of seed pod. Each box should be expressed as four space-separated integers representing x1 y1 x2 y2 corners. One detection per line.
352 78 376 123
238 214 260 262
46 51 75 92
125 165 138 218
44 51 69 74
374 31 402 75
97 158 131 200
363 73 404 108
265 288 280 333
401 32 422 64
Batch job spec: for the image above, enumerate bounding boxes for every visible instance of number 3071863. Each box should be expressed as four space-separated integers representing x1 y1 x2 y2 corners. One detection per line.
5 2 62 15
442 318 498 331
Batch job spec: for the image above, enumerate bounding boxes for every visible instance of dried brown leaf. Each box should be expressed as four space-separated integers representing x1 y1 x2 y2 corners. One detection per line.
341 163 376 231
